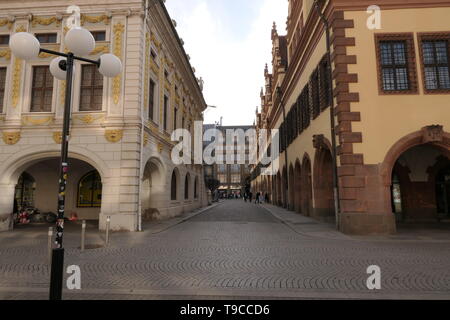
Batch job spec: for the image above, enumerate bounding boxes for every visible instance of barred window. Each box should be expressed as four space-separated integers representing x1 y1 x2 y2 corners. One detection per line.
301 86 311 130
319 57 331 110
297 96 303 135
0 67 6 113
379 41 410 91
422 40 450 90
375 34 417 94
80 65 103 111
311 70 320 119
30 66 53 112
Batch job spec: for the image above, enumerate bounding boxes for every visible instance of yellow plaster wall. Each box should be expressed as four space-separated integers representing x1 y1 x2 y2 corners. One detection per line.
345 7 450 165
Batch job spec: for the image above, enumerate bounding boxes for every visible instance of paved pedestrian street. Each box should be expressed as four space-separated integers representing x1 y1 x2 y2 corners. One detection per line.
0 200 449 300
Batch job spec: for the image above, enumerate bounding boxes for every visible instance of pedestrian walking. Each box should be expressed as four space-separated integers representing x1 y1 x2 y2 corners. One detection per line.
249 192 253 203
255 192 261 204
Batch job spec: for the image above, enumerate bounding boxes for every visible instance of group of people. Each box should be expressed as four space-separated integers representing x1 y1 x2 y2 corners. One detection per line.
243 191 269 204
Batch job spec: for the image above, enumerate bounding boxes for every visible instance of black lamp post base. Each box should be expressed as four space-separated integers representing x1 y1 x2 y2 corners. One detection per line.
49 248 65 300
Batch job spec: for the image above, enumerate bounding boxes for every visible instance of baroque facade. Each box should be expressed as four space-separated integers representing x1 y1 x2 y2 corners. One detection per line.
0 0 208 232
252 0 450 235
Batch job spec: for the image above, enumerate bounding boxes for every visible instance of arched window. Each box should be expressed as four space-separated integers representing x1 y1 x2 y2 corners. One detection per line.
194 176 198 199
78 171 102 207
184 173 190 200
171 170 177 200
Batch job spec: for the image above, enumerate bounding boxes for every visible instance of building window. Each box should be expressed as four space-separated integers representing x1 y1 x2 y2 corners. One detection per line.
375 34 417 94
35 33 57 44
77 171 102 208
171 170 177 200
173 106 178 130
149 79 155 120
0 35 10 45
311 69 320 119
91 31 106 42
80 65 103 111
0 67 6 113
184 174 190 200
319 56 331 110
300 85 310 131
419 33 450 92
163 95 169 131
194 177 198 199
30 66 53 112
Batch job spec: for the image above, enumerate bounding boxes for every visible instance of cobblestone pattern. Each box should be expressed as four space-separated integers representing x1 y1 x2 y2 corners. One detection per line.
0 200 450 299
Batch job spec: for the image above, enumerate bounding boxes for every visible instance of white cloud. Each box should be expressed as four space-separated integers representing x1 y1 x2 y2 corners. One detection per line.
166 0 288 125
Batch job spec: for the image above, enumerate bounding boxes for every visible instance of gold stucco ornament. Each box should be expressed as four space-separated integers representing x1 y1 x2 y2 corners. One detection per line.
52 132 71 144
2 132 21 145
105 129 123 143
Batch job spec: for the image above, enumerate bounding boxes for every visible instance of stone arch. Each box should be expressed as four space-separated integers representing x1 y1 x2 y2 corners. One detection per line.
288 163 295 211
294 159 302 213
380 127 450 223
0 146 111 230
301 153 313 217
0 145 110 185
313 145 335 220
282 166 288 208
141 157 166 221
380 127 450 186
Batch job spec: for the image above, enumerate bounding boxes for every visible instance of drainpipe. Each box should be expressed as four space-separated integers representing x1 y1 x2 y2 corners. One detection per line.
314 0 341 229
137 0 150 232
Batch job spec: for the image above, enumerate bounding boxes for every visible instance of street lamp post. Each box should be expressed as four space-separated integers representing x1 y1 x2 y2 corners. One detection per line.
9 27 122 300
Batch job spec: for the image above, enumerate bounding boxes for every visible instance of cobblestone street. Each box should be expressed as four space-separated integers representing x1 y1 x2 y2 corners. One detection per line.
0 200 450 300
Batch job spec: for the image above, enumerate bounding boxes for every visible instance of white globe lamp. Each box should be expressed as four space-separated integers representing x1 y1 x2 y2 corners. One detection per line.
49 57 75 81
65 27 95 57
98 53 122 78
9 32 40 60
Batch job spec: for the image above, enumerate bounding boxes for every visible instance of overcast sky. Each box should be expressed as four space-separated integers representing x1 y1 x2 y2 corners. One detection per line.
165 0 288 126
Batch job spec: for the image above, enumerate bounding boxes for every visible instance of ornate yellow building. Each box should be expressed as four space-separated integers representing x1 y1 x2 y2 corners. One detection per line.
0 0 208 231
253 0 450 235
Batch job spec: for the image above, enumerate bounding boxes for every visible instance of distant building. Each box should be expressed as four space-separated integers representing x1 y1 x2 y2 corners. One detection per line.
203 124 253 198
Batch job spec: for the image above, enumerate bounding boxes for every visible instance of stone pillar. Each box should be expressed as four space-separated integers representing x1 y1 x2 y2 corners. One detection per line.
0 183 16 231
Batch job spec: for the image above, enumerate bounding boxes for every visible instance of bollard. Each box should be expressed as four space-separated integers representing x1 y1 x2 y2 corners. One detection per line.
47 227 53 265
81 220 86 252
105 216 111 246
